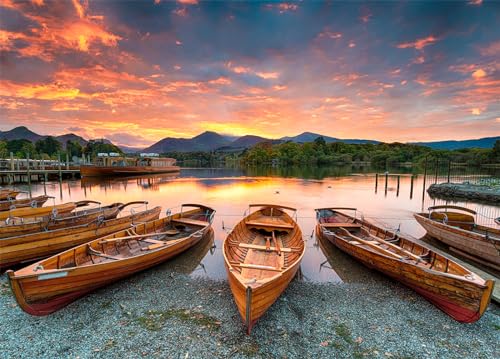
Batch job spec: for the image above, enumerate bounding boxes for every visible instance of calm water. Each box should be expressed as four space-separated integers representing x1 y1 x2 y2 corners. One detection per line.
12 167 499 283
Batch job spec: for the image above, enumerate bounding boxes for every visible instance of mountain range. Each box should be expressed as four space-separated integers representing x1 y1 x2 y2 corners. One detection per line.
1 126 498 153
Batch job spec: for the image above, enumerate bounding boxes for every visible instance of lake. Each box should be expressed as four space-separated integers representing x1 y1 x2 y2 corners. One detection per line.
13 166 499 283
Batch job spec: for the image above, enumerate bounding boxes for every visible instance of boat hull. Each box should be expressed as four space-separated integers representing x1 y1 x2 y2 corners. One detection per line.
80 165 180 177
0 195 50 212
0 202 76 221
0 207 161 270
316 224 494 323
7 210 212 315
414 214 499 269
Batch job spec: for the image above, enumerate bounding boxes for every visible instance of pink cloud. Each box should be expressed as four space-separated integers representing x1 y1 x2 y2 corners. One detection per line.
397 35 438 50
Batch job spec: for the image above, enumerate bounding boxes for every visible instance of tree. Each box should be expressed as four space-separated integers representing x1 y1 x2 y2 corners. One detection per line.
0 141 7 158
35 136 62 156
66 140 83 158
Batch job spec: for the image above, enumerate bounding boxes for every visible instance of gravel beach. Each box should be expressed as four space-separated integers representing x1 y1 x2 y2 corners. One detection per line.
1 249 499 359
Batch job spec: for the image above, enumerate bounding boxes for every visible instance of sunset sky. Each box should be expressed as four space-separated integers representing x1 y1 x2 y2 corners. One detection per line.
0 0 499 147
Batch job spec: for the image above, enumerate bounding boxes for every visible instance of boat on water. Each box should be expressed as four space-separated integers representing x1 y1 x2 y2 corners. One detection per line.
0 205 162 270
80 152 180 177
0 201 145 238
0 200 90 221
0 195 51 212
0 189 20 201
414 205 500 271
223 204 305 333
315 207 494 323
7 204 215 316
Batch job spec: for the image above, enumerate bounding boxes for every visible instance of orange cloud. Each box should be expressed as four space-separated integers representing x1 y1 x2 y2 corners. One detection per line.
471 69 486 78
397 35 438 50
178 0 198 4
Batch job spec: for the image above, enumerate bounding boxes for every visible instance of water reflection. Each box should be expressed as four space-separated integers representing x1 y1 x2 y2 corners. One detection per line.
16 167 499 283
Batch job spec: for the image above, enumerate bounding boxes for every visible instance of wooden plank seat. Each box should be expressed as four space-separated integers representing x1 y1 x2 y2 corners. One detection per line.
245 220 294 230
237 242 301 253
230 263 282 272
172 218 208 226
87 245 120 260
321 222 362 228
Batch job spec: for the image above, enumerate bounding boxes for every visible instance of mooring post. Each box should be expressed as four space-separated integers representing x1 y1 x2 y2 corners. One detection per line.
66 152 70 170
375 173 378 193
434 158 439 184
422 156 428 202
58 152 62 181
396 175 400 196
410 175 414 199
26 152 32 195
447 160 451 183
384 172 388 196
10 152 14 170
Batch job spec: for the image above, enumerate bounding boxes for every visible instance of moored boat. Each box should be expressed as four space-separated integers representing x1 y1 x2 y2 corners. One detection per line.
0 195 51 212
315 207 494 323
0 205 162 270
0 189 20 201
223 204 305 333
80 153 180 177
0 201 83 221
414 205 500 271
7 204 215 315
0 201 145 238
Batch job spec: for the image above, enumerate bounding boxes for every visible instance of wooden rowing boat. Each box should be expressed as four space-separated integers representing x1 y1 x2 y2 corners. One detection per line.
7 204 215 316
315 207 494 323
0 195 51 212
0 206 162 270
414 206 500 271
223 204 305 333
0 200 84 221
0 189 20 200
0 201 145 238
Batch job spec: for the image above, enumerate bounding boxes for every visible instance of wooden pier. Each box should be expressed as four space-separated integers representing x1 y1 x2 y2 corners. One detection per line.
0 169 80 184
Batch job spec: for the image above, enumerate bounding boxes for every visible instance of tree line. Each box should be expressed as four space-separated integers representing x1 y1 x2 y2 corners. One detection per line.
240 138 500 167
0 137 123 161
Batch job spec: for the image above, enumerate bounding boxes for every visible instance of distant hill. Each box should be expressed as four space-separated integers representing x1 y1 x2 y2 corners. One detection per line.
280 132 379 145
413 137 500 150
0 126 43 143
144 131 231 153
0 126 113 149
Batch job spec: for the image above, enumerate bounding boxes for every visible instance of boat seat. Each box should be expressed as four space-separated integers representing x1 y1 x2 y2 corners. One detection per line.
245 220 294 230
321 222 361 228
238 242 301 253
231 263 282 272
87 245 120 260
172 218 207 226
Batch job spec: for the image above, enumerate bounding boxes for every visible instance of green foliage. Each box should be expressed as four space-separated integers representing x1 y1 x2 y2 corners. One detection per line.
66 140 83 158
240 140 497 168
0 141 7 158
83 141 123 159
35 136 62 156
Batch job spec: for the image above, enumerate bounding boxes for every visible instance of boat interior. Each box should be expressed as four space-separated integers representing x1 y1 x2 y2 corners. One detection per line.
420 205 500 238
226 205 304 283
317 208 473 277
17 207 214 274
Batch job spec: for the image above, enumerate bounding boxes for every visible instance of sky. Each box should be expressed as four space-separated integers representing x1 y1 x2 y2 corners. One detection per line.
0 0 499 148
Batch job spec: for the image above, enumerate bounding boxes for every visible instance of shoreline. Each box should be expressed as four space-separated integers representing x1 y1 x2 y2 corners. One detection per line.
2 263 498 358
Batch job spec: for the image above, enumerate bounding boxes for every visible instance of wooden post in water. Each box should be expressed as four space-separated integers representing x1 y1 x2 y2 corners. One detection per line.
26 153 32 196
410 175 414 199
422 156 428 202
447 160 451 183
384 172 388 196
434 158 439 184
66 152 70 170
375 173 378 193
10 152 14 170
396 175 400 196
58 152 62 181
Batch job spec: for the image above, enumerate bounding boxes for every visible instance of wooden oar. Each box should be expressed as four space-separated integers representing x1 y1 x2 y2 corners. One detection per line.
338 228 404 260
272 230 281 256
360 228 423 262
